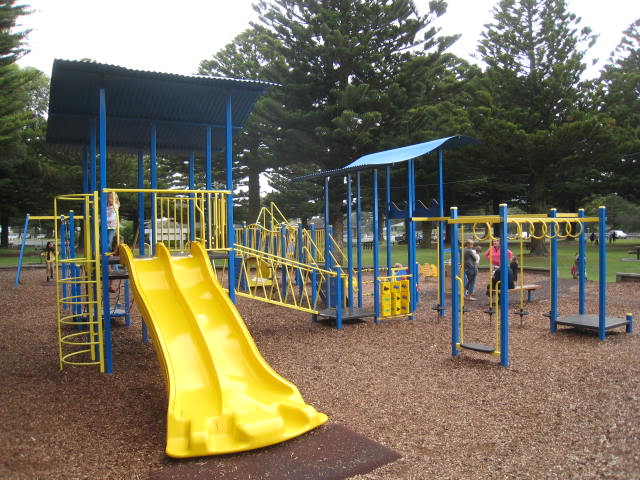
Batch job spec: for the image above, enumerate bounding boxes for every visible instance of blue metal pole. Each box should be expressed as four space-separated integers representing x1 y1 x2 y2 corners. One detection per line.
206 127 212 190
89 119 97 193
437 149 445 316
14 215 30 286
356 172 363 308
280 223 287 294
310 223 318 322
626 313 633 334
578 209 586 314
137 151 145 256
60 216 68 306
550 208 558 333
407 159 417 316
150 123 157 255
598 206 607 340
499 203 509 367
225 96 236 303
373 169 380 323
450 207 460 357
69 211 78 317
346 174 353 308
189 152 195 243
98 87 112 374
335 266 343 330
385 166 392 274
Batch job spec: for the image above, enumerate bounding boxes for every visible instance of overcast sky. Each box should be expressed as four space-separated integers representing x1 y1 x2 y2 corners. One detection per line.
16 0 640 79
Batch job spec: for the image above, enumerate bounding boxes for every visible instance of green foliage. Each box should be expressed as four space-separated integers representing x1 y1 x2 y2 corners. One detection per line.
583 194 640 231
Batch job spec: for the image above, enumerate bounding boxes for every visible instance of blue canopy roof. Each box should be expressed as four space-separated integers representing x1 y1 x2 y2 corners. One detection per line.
293 135 478 181
46 59 277 154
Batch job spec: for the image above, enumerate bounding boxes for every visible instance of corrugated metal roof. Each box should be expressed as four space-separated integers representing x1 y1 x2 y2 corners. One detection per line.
292 135 479 181
46 59 277 154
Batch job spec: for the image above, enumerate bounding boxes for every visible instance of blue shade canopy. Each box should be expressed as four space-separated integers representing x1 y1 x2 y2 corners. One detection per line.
293 135 479 181
46 59 277 154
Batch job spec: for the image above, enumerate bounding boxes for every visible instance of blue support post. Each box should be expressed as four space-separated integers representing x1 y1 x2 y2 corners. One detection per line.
89 119 97 193
297 223 303 291
206 127 212 190
69 211 79 317
310 224 318 322
125 280 131 327
335 266 343 330
407 159 417 316
98 87 112 374
346 174 354 308
323 177 332 305
150 123 157 254
60 217 68 307
385 167 392 274
356 172 363 308
188 152 195 243
137 151 145 256
225 95 236 303
549 209 558 333
14 214 30 287
578 209 586 314
450 207 460 357
437 149 446 316
280 223 287 293
598 206 607 340
499 204 509 367
626 313 633 334
372 169 380 323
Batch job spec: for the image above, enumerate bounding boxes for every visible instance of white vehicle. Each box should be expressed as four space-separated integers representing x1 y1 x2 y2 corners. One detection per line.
609 229 627 238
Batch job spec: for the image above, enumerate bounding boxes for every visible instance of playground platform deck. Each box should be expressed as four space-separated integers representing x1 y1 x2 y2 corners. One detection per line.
556 314 630 331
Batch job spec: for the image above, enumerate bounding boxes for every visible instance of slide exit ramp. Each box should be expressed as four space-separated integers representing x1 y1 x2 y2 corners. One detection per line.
119 242 327 458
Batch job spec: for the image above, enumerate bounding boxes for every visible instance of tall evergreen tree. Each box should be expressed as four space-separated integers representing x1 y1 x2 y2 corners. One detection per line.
251 0 453 235
597 19 640 204
470 0 601 254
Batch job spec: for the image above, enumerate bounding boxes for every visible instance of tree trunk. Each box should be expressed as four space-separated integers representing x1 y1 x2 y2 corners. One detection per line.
1 215 8 248
247 167 261 223
529 175 547 256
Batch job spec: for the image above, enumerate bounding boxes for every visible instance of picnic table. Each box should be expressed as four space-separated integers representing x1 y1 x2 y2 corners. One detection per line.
627 245 640 260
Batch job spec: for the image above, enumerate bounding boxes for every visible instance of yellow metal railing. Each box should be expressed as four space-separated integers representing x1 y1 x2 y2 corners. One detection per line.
222 244 337 314
105 188 230 253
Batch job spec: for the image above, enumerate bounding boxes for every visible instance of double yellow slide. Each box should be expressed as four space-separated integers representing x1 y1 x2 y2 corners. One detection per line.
119 242 327 458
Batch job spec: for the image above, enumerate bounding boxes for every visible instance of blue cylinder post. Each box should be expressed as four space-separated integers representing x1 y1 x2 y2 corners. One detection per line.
626 313 633 334
137 151 145 256
346 174 354 308
188 152 195 244
437 149 446 316
280 223 287 294
372 169 380 323
499 204 509 367
323 176 331 305
578 209 586 314
549 208 558 333
598 206 607 340
150 123 157 254
356 172 363 308
335 266 343 330
310 224 318 322
450 207 460 357
14 215 30 287
225 96 236 304
407 159 417 316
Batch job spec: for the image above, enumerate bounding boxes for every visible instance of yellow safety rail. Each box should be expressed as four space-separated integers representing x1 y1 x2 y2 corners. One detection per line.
55 192 105 371
104 188 230 252
227 244 337 314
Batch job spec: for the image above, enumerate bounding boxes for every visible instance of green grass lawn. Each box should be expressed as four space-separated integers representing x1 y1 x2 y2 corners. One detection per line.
346 238 640 283
0 247 44 267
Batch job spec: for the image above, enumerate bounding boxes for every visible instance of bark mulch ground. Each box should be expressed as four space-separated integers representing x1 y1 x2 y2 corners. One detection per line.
1 267 639 480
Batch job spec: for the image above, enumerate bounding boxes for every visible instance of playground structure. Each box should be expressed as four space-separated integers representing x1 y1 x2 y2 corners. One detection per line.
32 59 634 455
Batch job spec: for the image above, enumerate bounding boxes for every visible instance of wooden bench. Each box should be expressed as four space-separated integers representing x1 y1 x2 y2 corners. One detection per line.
509 284 542 302
616 272 640 283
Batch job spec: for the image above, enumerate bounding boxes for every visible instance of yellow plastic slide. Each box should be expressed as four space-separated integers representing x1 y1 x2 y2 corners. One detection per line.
119 242 327 458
